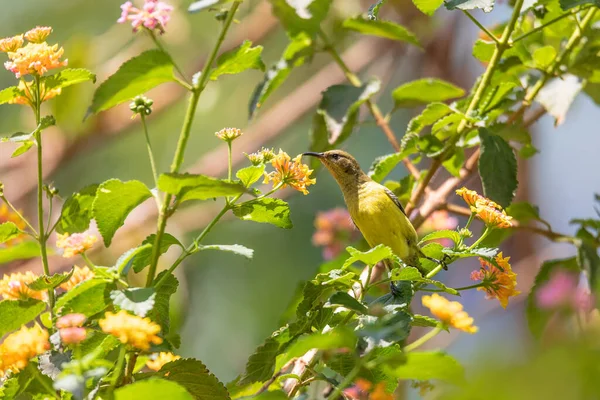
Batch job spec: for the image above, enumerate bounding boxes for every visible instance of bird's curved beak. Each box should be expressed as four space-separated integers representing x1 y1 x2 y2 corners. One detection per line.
302 152 324 159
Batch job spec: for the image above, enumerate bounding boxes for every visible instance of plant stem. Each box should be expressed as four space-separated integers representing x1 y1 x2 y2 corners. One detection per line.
28 363 59 399
469 227 490 249
0 195 38 235
81 252 96 269
123 352 138 385
454 283 486 291
33 76 55 319
328 361 362 400
146 1 241 287
463 11 501 45
140 114 160 191
511 6 591 43
109 346 128 394
147 30 191 87
464 212 475 230
404 326 443 352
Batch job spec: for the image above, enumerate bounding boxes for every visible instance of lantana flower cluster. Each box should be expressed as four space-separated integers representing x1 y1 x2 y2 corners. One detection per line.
471 252 520 308
456 187 513 229
99 310 163 350
56 232 97 258
118 0 173 34
422 293 478 334
0 325 50 376
264 149 316 195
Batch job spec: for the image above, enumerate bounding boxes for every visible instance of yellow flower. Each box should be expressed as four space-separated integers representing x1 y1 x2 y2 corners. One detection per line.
245 148 275 165
0 325 50 376
215 127 242 142
99 310 162 351
0 272 46 301
263 150 316 195
9 79 62 106
4 41 67 78
422 293 478 334
56 232 97 258
0 203 27 245
24 27 53 44
456 187 501 211
471 252 520 308
0 35 24 53
474 202 513 229
59 266 95 291
146 352 181 371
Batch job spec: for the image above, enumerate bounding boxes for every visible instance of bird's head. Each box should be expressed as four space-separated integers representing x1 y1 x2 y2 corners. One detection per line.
302 150 366 187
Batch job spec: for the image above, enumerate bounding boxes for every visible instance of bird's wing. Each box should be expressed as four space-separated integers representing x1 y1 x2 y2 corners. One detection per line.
382 186 407 216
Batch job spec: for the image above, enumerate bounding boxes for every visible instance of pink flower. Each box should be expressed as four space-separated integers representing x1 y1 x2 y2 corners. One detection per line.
56 313 86 329
312 208 360 260
118 0 173 34
536 269 595 312
59 327 87 344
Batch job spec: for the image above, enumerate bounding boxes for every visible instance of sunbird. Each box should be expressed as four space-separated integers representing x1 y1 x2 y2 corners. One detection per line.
303 150 438 272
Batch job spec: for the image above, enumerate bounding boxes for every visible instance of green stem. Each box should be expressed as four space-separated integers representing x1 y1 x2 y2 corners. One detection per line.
464 212 475 231
404 326 443 352
123 352 138 385
455 283 485 291
28 363 59 399
0 195 38 235
227 142 233 182
81 252 96 270
146 1 241 287
463 11 501 45
511 6 591 43
328 361 362 400
469 227 490 250
147 30 190 86
109 346 128 393
140 114 160 191
360 264 374 302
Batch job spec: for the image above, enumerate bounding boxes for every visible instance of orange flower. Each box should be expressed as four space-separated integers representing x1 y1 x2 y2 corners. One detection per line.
0 325 50 376
0 35 24 53
455 187 501 211
422 294 478 334
56 232 97 258
24 27 52 44
99 310 162 350
59 266 95 291
264 150 316 195
215 127 242 142
471 252 520 308
0 203 27 245
0 272 46 301
9 79 61 106
474 202 513 229
4 41 67 78
146 352 181 371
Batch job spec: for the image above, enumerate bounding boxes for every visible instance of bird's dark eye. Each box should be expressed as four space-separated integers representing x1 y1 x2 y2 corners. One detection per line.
331 153 340 160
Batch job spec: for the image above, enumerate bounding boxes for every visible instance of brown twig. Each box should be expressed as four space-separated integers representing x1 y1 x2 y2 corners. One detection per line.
444 203 472 217
255 358 298 396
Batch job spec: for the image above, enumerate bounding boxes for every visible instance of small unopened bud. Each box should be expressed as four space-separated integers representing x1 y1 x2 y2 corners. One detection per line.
129 95 153 116
59 327 87 344
459 228 472 238
215 127 243 143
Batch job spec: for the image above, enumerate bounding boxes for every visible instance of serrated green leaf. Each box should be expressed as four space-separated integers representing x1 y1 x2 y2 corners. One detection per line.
188 0 233 13
297 281 334 318
478 128 518 208
419 230 461 245
132 233 182 273
329 292 368 314
236 165 265 187
11 141 34 157
199 244 254 260
44 68 96 91
114 245 151 275
93 179 152 246
285 327 357 360
412 0 445 14
384 351 465 383
506 202 542 224
479 82 519 113
57 184 98 234
419 242 444 273
411 314 438 327
115 379 194 400
269 0 333 37
27 271 73 291
210 40 265 80
158 173 247 203
358 310 412 343
344 245 394 269
110 288 156 317
0 300 46 338
149 271 179 339
445 0 494 12
368 150 412 182
55 278 114 317
0 240 40 264
89 50 175 114
405 102 454 138
0 85 23 105
473 39 494 63
391 266 422 281
151 358 231 400
315 269 357 287
232 198 292 229
238 338 280 385
442 148 464 177
0 222 22 244
392 78 464 108
342 17 420 47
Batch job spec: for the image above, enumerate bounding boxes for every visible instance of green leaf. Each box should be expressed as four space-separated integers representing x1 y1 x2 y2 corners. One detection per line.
57 184 98 234
93 179 152 246
0 365 35 398
372 281 413 308
533 45 557 70
111 287 156 317
199 244 254 260
0 300 46 338
419 230 461 246
368 150 412 182
507 202 542 224
27 271 73 291
442 148 464 177
285 327 357 359
249 33 313 119
358 310 412 343
238 338 280 385
188 0 233 13
236 165 265 187
342 17 420 47
115 379 194 400
412 0 445 14
419 242 444 273
391 266 422 281
406 102 454 137
210 40 265 80
384 351 465 384
11 141 34 158
89 50 175 114
473 39 495 63
0 85 23 105
44 68 96 91
132 233 182 273
115 245 152 275
232 198 292 229
558 0 598 11
411 314 438 327
269 0 332 37
151 359 230 400
297 281 335 317
392 78 464 108
149 272 179 339
445 0 494 12
0 222 22 244
536 75 583 126
158 173 247 203
478 128 518 208
344 245 394 269
55 278 114 317
0 240 40 264
310 78 381 153
329 292 368 314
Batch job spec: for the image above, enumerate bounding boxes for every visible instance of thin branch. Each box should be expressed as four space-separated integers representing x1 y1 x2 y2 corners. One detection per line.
254 358 298 396
444 203 471 216
463 11 501 45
